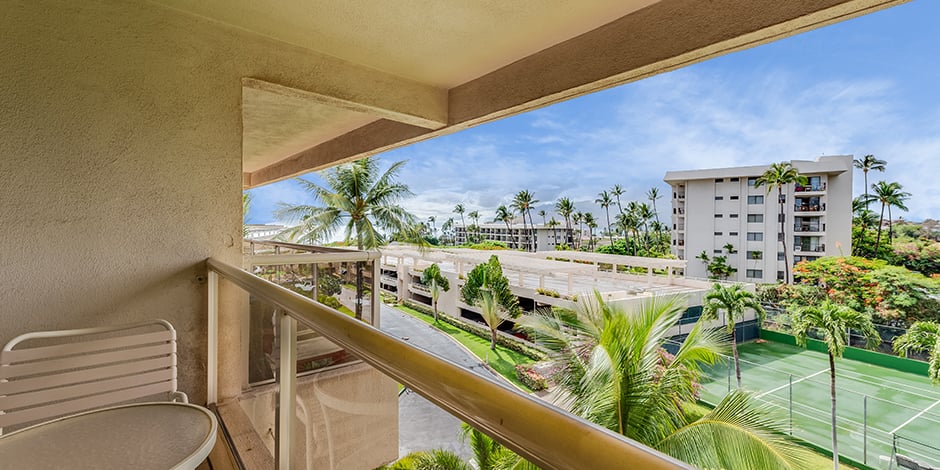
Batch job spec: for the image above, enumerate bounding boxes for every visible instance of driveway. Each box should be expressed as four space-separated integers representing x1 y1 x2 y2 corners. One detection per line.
380 304 500 460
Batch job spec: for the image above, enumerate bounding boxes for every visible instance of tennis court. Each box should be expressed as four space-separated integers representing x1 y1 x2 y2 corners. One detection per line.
699 340 940 468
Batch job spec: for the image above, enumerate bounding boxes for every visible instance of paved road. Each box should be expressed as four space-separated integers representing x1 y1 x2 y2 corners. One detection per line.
380 304 499 460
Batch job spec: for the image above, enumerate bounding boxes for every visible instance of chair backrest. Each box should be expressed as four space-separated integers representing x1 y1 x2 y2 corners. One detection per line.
0 319 186 433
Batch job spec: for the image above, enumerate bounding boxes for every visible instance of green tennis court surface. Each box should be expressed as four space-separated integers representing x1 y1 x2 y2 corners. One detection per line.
699 341 940 468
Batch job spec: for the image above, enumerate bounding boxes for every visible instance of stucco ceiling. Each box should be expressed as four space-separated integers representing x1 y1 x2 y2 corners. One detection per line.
152 0 660 89
150 0 906 188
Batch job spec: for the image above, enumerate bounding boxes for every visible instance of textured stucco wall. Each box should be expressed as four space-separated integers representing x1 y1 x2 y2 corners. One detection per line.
0 0 348 403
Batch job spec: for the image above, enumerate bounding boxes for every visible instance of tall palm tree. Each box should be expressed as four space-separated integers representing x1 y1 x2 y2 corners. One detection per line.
555 197 575 247
637 203 655 254
702 283 765 389
595 191 614 247
519 292 811 469
573 212 584 250
547 217 560 247
853 155 886 210
427 216 436 237
865 180 910 250
791 301 879 470
468 210 481 243
511 190 538 252
610 184 625 217
454 204 466 242
647 187 662 225
421 263 450 323
494 205 514 249
755 162 807 284
538 209 547 227
441 218 455 245
583 213 597 250
276 157 419 318
893 321 940 384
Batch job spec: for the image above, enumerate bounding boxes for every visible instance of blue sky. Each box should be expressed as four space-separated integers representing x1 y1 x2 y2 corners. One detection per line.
247 1 940 230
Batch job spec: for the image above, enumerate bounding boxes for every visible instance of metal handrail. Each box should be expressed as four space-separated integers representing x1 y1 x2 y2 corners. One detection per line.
206 258 688 470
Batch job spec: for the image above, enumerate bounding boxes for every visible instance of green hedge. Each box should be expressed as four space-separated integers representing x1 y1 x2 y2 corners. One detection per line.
759 329 929 376
402 300 547 361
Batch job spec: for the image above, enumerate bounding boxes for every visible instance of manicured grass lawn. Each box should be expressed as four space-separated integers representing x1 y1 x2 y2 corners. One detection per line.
396 305 535 392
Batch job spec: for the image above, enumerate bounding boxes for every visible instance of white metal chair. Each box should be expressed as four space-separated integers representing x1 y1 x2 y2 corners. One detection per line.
0 319 187 434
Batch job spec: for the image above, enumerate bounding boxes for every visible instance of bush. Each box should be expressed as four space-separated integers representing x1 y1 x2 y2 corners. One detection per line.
536 288 560 298
514 364 548 391
318 294 345 310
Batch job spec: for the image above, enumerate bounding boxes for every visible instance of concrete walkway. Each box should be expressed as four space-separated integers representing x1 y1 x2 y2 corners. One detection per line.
379 304 499 460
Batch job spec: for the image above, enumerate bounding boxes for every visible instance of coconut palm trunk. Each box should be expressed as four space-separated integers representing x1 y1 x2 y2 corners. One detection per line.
829 351 838 470
732 326 742 388
778 185 790 284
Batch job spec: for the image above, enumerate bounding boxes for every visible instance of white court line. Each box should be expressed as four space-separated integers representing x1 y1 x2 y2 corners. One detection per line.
891 398 940 435
756 369 829 399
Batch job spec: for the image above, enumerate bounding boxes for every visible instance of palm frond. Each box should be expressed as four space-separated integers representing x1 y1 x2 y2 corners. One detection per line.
657 391 813 469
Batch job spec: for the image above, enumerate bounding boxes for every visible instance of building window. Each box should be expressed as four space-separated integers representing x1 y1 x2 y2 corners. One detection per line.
715 178 724 183
778 252 785 261
715 196 724 200
747 232 763 241
730 213 739 218
747 214 763 223
747 177 757 186
729 231 739 236
714 232 723 236
730 177 740 182
730 195 740 200
746 269 763 278
747 251 763 260
747 195 764 204
777 271 785 280
715 214 723 218
714 249 723 254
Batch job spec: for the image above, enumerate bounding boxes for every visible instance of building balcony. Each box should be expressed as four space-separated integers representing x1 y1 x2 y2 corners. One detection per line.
204 245 689 469
794 183 827 192
794 244 826 253
793 203 826 213
793 224 825 233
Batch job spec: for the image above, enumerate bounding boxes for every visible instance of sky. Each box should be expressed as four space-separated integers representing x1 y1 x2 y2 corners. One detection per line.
246 1 940 231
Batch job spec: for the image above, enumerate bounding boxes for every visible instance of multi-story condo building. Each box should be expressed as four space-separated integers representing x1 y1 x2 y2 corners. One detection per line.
454 223 575 251
664 155 853 283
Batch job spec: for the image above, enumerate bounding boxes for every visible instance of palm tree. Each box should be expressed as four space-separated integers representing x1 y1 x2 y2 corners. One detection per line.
647 187 662 225
275 157 419 319
595 191 614 247
853 155 887 211
461 256 520 350
538 209 547 227
610 184 625 217
865 180 910 251
511 190 538 252
441 218 455 245
427 216 436 237
755 162 807 284
637 203 655 254
454 203 466 242
791 301 879 469
555 197 575 247
380 423 536 470
572 212 584 250
547 217 560 247
519 292 812 469
494 205 514 249
421 263 450 323
583 213 597 250
702 283 765 389
468 210 481 243
893 321 940 384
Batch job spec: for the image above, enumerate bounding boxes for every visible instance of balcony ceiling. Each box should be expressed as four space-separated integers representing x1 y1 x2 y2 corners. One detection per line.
151 0 905 188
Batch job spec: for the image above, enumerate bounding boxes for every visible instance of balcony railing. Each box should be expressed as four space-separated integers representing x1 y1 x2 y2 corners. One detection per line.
206 254 687 470
794 244 826 253
794 183 826 192
793 203 826 212
793 224 825 232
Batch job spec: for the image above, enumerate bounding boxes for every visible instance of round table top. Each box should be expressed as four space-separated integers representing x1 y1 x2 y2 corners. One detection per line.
0 402 217 470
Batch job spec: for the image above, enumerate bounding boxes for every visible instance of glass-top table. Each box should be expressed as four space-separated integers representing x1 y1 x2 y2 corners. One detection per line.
0 402 217 470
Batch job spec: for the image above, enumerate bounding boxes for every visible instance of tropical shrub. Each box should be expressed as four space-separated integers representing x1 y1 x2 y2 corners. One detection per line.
514 364 548 391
